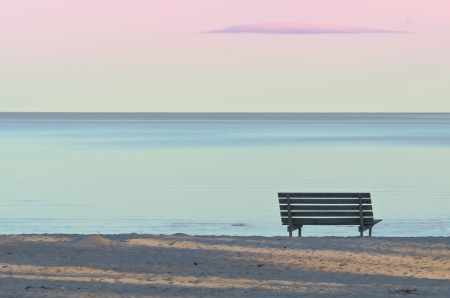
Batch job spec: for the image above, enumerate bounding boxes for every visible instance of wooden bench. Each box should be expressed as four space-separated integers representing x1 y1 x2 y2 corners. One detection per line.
278 193 382 237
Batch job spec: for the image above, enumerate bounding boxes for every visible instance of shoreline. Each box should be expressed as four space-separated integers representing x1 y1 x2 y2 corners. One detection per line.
1 234 449 297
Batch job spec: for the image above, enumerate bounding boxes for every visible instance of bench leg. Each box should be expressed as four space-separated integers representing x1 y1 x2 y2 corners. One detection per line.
289 229 292 237
298 226 302 237
360 227 363 237
369 227 372 237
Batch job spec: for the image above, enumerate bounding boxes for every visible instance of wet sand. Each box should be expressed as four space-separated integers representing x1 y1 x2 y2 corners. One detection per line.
0 234 449 297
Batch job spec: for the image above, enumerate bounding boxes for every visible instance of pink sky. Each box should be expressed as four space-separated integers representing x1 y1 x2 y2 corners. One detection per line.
0 0 449 112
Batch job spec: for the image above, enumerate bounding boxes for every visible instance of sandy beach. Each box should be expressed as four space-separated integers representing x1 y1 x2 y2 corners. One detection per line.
0 234 449 297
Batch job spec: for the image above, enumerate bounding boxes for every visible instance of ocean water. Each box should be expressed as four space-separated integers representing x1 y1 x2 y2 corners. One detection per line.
0 113 449 237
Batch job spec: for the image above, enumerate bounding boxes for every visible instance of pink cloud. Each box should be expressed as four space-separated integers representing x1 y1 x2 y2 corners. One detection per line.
206 22 409 34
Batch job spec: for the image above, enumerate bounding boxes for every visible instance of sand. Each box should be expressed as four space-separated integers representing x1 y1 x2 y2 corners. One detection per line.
0 234 449 297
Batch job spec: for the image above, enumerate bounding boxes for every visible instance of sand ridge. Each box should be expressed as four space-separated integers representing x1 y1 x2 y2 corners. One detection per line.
69 235 113 247
0 234 449 297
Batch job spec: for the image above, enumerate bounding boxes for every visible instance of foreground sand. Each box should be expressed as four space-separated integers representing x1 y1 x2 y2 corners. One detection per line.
0 234 449 297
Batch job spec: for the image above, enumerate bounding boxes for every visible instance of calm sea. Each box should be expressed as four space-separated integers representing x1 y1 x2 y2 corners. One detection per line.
1 113 449 237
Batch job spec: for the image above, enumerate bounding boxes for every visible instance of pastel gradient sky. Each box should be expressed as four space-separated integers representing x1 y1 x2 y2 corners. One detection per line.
1 0 449 112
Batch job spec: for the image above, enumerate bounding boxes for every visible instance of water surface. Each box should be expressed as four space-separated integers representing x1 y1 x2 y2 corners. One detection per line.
1 113 449 236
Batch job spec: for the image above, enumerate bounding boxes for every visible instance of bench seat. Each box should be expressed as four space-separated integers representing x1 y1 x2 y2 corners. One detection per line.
278 193 382 237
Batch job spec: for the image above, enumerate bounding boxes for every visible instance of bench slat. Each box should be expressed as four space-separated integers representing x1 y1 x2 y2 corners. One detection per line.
279 205 373 211
281 218 375 225
279 198 372 204
280 211 373 217
278 193 370 198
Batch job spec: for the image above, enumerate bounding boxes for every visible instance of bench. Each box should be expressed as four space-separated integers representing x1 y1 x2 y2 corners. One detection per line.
278 193 382 237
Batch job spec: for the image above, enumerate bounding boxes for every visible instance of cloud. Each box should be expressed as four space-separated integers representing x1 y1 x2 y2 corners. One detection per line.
206 22 409 34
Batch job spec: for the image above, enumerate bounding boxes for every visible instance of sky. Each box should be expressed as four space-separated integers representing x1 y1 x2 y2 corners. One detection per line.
0 0 449 112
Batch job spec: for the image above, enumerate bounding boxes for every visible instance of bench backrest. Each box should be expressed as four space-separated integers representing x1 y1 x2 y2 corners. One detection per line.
278 193 375 226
